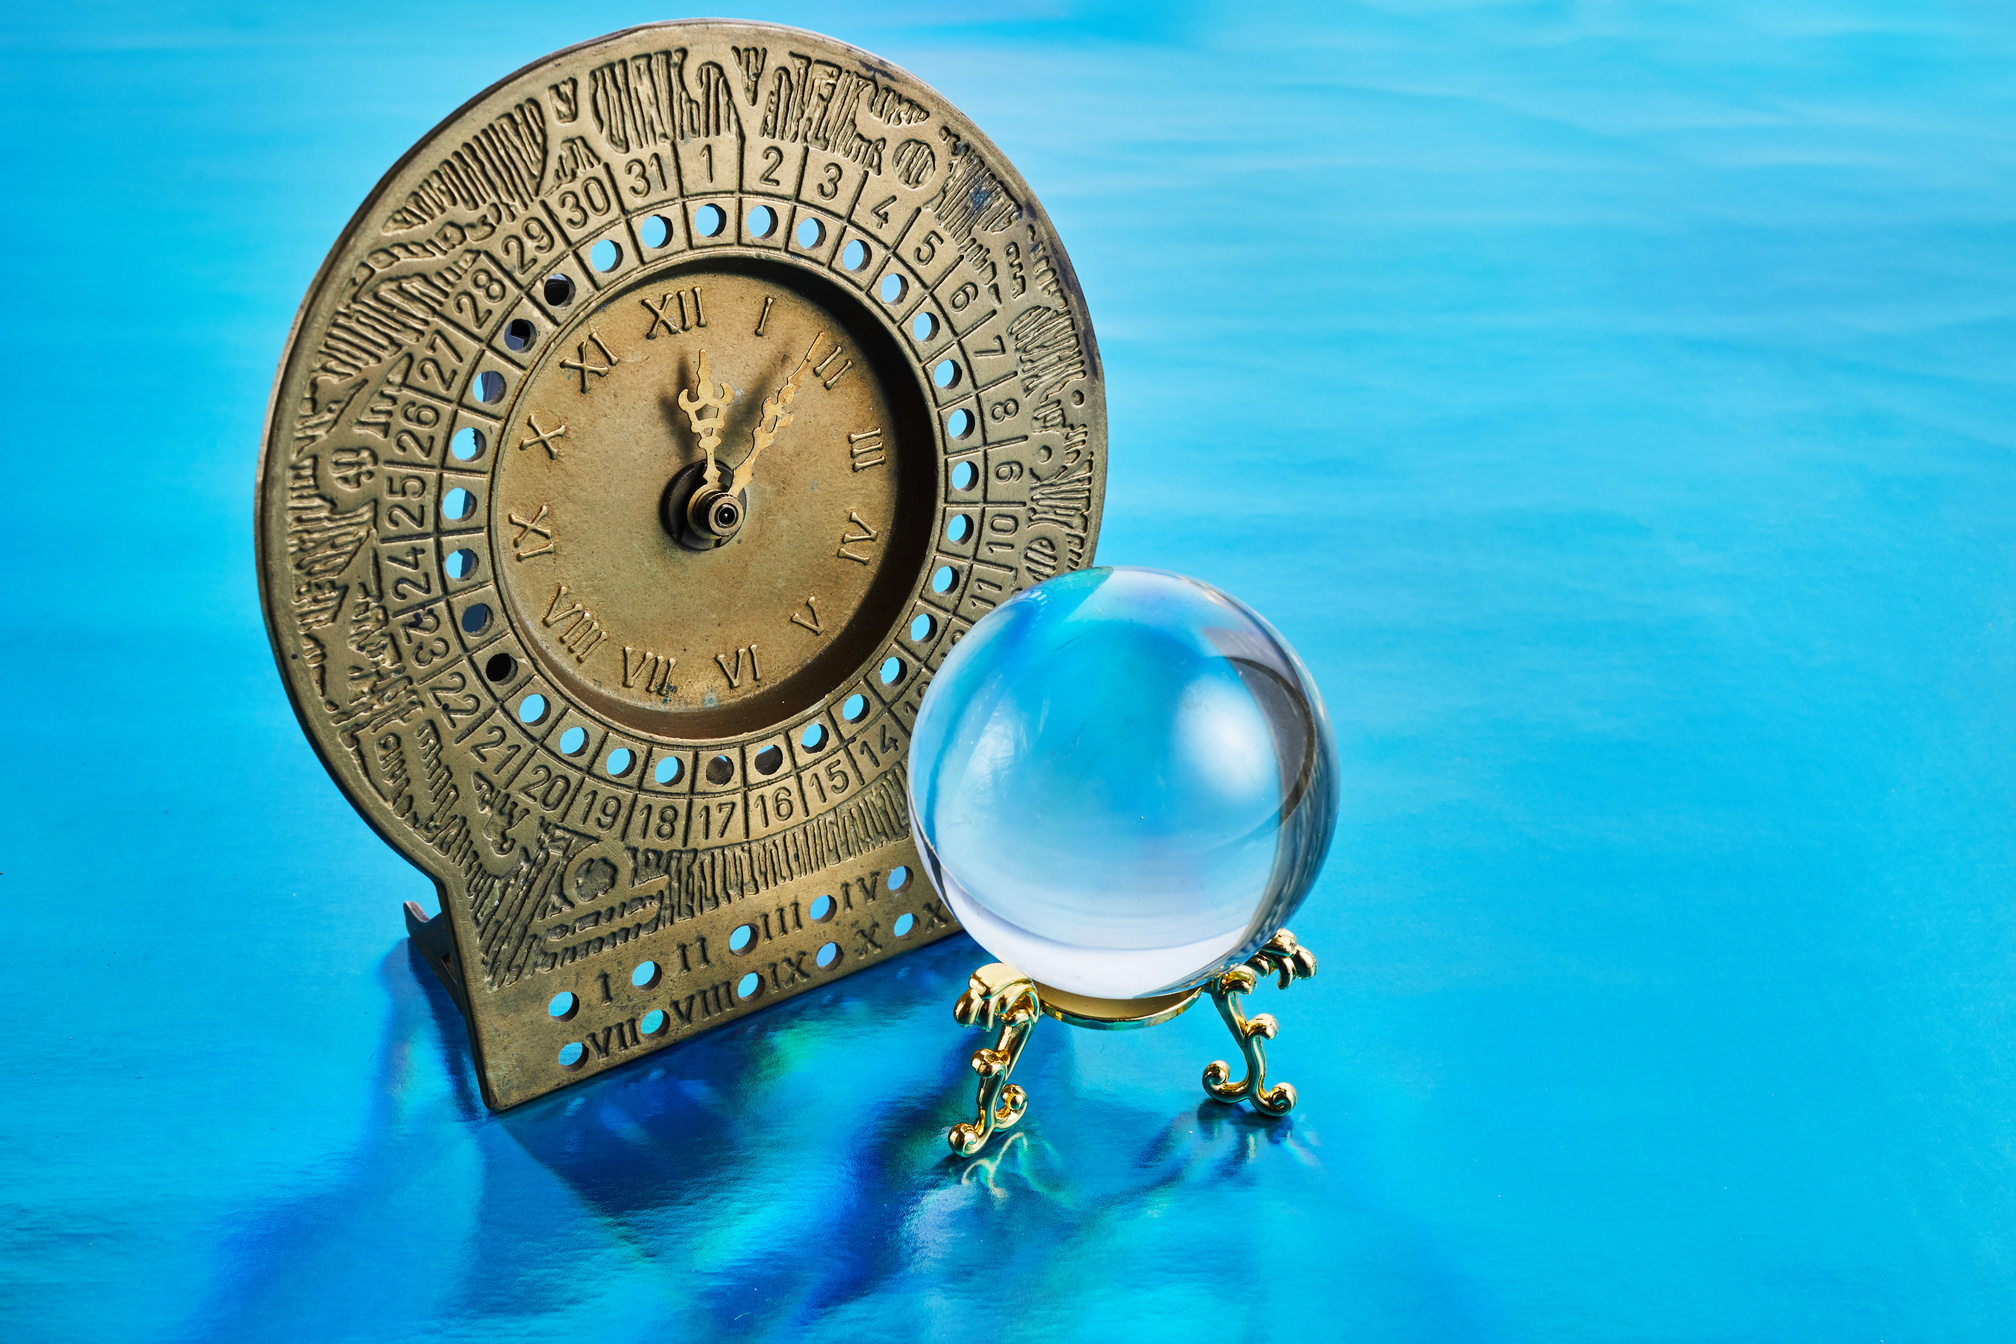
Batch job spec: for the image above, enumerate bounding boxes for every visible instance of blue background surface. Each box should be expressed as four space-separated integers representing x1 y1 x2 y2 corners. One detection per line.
5 2 2016 1339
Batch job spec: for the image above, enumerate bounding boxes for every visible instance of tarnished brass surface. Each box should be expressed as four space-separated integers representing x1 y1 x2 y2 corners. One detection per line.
948 932 1316 1154
255 21 1106 1109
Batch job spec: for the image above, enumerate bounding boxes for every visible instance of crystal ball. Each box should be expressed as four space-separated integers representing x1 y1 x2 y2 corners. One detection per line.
907 567 1338 1000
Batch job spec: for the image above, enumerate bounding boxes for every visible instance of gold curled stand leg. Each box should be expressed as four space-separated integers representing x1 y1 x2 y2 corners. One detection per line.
1203 929 1318 1117
949 963 1043 1157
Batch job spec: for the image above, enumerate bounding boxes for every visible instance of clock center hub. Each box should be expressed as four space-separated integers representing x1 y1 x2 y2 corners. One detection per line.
662 460 748 552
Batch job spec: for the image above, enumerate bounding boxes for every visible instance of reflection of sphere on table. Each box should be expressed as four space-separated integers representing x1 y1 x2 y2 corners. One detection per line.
908 567 1338 999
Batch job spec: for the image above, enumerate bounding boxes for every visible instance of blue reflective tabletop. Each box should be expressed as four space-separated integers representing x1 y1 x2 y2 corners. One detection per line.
6 2 2016 1339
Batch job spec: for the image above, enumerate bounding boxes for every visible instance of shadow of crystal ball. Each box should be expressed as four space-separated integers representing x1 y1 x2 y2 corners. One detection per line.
907 567 1338 999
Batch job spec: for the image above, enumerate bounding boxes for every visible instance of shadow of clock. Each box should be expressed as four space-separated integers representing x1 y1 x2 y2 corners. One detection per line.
483 944 1366 1326
480 943 1416 1314
175 935 1484 1343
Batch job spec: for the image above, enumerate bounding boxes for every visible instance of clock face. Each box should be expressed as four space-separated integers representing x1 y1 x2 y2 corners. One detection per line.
255 20 1105 1109
492 258 933 739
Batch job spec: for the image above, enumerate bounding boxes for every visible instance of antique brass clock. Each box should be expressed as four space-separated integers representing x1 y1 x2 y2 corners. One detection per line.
256 21 1105 1109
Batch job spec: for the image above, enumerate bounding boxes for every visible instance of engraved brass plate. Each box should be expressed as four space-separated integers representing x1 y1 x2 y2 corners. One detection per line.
255 21 1105 1108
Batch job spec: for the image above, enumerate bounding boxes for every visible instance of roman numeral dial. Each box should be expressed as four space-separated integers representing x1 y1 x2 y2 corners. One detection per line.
489 261 926 738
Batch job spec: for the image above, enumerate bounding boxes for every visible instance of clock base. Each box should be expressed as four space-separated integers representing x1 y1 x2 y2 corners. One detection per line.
399 833 962 1110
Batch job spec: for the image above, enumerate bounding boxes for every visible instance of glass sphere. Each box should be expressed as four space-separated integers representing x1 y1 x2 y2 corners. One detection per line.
907 567 1338 1000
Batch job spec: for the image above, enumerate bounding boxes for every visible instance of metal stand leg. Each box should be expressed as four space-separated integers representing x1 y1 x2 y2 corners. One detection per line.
949 964 1043 1157
1202 929 1318 1117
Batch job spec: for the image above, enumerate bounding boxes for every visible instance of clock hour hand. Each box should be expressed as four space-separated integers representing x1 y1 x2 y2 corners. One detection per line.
676 349 734 489
726 332 826 497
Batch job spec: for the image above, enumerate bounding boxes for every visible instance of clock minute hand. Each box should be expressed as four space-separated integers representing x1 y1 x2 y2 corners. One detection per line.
727 332 826 497
676 349 734 489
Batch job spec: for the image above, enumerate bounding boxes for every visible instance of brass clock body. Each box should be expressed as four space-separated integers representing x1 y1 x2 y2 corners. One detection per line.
256 21 1106 1108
